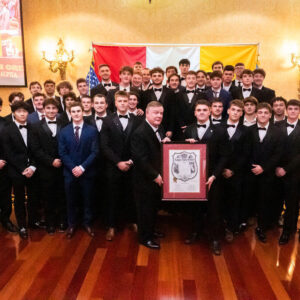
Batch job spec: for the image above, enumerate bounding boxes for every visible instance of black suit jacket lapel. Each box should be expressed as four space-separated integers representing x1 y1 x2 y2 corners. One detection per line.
200 123 214 142
288 121 300 140
41 119 54 138
145 122 161 148
12 122 27 149
159 88 168 104
124 114 135 142
230 125 242 141
112 113 124 135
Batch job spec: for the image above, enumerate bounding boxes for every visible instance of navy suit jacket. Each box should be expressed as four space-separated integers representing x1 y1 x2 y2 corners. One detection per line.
205 88 232 118
58 122 99 179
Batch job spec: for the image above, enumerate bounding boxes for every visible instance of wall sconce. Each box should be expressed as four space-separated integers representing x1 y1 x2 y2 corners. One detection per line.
42 38 74 80
291 53 300 99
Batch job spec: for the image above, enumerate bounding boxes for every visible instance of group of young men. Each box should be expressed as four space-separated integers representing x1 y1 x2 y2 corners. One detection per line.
0 58 299 256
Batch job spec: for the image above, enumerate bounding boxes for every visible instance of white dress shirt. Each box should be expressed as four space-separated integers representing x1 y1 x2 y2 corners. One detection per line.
153 85 163 100
222 82 232 92
257 122 269 142
119 84 130 92
197 120 210 140
117 111 129 130
242 86 252 98
102 81 113 91
235 79 242 87
45 117 57 137
243 116 257 127
211 116 222 125
186 88 195 103
227 121 239 139
146 119 161 142
37 111 45 120
287 120 298 136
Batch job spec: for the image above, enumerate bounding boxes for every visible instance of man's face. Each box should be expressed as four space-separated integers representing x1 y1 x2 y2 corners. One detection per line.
134 64 143 72
210 77 222 89
93 96 108 114
272 101 286 116
179 63 190 75
166 68 176 79
33 96 45 111
242 74 253 87
235 65 245 77
119 71 132 85
77 82 88 95
257 108 271 124
212 64 223 72
132 74 142 87
194 104 210 122
223 71 234 84
65 97 75 110
146 106 164 127
196 72 206 87
206 75 211 87
142 69 151 84
168 76 180 90
59 86 70 96
30 84 42 95
44 104 58 120
81 97 92 112
151 72 164 86
70 106 83 122
128 95 138 110
186 75 197 89
13 108 28 124
99 66 111 81
211 102 223 117
244 102 256 115
115 96 128 113
44 83 55 95
287 105 300 120
253 73 265 87
228 105 243 123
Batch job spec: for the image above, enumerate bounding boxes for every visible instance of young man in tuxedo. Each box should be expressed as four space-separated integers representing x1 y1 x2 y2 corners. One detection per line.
59 92 77 126
132 71 143 89
31 98 67 234
25 81 42 113
184 100 231 255
166 66 178 80
179 58 190 87
133 61 143 72
196 70 208 92
3 101 40 239
220 100 250 242
27 93 46 124
234 63 245 87
90 64 118 97
212 61 223 72
271 96 287 123
81 95 94 117
44 79 60 101
131 101 171 249
275 100 300 244
239 96 258 127
76 78 89 101
141 68 152 91
59 102 99 239
210 99 224 125
128 91 144 116
253 68 276 104
4 92 25 123
101 91 141 241
222 65 239 95
242 103 284 243
56 81 73 112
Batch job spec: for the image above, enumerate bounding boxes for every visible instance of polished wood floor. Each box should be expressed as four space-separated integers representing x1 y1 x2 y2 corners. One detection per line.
0 215 300 300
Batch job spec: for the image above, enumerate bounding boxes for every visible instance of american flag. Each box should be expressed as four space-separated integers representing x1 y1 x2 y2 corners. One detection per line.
86 57 100 95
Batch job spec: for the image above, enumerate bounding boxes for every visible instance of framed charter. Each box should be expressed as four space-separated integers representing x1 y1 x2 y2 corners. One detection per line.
162 143 207 201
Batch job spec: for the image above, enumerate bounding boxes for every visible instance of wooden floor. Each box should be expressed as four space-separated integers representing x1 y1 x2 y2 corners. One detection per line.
0 215 300 300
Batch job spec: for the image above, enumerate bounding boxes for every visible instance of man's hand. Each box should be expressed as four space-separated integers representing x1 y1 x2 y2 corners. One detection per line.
154 174 163 186
0 160 6 170
166 131 173 138
52 159 62 168
206 175 216 191
181 126 187 132
72 166 84 177
185 138 197 144
22 168 34 178
117 161 131 172
223 169 234 178
276 167 286 177
161 137 171 143
252 164 264 175
136 109 144 116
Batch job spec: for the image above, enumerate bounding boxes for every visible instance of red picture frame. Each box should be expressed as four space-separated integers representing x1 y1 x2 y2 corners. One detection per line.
162 143 207 201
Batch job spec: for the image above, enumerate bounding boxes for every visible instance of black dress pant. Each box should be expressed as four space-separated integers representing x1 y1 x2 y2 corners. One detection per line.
0 170 12 224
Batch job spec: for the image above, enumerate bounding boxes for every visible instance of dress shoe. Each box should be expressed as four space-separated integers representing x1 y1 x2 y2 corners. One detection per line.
142 240 160 250
153 231 165 238
66 227 75 239
47 226 55 235
279 232 290 245
211 240 221 256
58 223 68 233
38 220 47 229
184 232 199 244
255 227 267 243
106 228 115 241
84 225 95 237
19 227 28 239
225 229 234 243
239 223 247 232
278 216 284 227
3 221 18 233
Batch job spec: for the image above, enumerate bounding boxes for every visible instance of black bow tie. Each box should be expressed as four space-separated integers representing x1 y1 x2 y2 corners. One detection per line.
227 124 235 128
48 121 57 124
104 83 111 87
212 118 222 122
186 90 195 94
286 123 295 128
119 115 128 119
197 124 206 128
154 88 162 92
96 116 104 120
243 88 251 92
197 88 205 92
19 125 27 129
258 127 266 131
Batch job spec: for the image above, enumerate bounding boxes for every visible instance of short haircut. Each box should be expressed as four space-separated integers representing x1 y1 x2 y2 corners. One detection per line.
186 70 197 77
119 66 133 75
0 97 3 106
235 62 245 67
146 100 163 111
11 100 30 112
81 95 92 101
211 99 223 105
29 81 42 89
142 67 150 71
194 99 211 109
69 102 83 111
223 65 235 72
115 90 129 100
128 91 139 101
166 66 178 74
133 71 142 76
56 81 73 92
241 69 253 77
134 61 143 66
8 92 24 103
243 96 258 106
287 99 300 108
43 98 60 109
229 99 244 109
44 79 55 86
99 64 110 69
212 61 223 69
179 58 190 66
32 92 46 100
76 78 87 86
253 68 266 78
63 92 77 102
257 102 272 113
210 71 223 79
207 72 212 78
150 67 164 76
196 70 207 77
271 96 287 107
93 94 108 104
168 73 180 82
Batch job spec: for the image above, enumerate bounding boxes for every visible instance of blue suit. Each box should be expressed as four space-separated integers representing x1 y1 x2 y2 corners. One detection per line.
59 122 99 226
27 112 40 124
205 88 232 118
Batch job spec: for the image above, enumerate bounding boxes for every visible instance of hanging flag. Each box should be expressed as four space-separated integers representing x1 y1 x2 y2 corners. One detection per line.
86 55 100 94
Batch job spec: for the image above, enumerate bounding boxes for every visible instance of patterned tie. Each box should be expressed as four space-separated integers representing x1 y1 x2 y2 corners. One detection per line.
74 126 80 143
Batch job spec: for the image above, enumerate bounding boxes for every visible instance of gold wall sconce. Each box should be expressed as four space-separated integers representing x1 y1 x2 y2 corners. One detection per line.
291 53 300 99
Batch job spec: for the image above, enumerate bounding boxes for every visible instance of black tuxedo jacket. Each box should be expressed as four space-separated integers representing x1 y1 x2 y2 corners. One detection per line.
259 86 276 104
84 112 111 130
2 122 36 179
58 111 71 128
0 117 6 161
25 98 35 114
247 123 284 174
184 122 231 177
90 82 119 98
231 86 263 103
4 113 13 123
140 86 172 111
101 112 141 165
